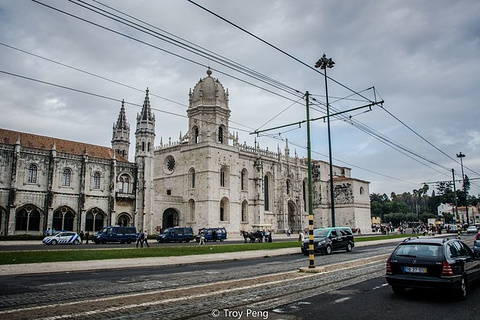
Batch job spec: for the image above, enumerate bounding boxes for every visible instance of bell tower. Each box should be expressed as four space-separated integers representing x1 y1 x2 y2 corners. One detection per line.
187 68 230 145
111 100 130 159
135 88 155 232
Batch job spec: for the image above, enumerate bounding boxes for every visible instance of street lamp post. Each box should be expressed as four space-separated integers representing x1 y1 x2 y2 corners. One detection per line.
456 152 468 226
315 54 336 227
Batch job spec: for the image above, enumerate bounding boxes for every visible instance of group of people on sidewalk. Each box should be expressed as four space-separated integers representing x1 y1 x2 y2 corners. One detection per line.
136 230 150 248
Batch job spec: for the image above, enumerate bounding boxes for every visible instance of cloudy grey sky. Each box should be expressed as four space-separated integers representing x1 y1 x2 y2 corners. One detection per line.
1 0 479 197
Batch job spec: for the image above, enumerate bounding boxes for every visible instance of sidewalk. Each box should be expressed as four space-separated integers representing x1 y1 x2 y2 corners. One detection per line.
0 235 406 276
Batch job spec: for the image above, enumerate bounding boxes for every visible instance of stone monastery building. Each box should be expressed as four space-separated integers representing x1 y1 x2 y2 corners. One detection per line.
0 70 371 236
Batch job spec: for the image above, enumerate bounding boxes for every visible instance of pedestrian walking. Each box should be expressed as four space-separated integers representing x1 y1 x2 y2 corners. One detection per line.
45 228 51 236
136 230 144 248
199 232 205 246
79 230 84 244
85 231 89 244
143 230 150 248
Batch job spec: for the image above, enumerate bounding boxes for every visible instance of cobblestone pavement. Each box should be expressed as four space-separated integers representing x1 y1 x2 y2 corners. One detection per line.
0 243 395 319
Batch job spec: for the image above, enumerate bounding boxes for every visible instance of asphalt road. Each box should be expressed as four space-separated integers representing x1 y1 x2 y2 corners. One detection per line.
271 273 480 320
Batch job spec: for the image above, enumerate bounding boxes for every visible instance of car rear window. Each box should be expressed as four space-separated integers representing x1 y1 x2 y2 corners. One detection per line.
393 244 441 259
314 229 330 237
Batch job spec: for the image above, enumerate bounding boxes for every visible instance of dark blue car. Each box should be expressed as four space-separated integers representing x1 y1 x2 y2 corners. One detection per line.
196 227 227 242
157 227 194 243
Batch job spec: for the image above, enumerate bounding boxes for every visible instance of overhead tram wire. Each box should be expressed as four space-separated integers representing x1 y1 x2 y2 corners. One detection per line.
0 40 286 137
187 0 474 182
0 67 422 190
89 0 294 96
187 0 375 104
0 41 184 108
380 106 480 178
31 1 467 186
32 0 304 105
0 69 255 136
67 0 303 100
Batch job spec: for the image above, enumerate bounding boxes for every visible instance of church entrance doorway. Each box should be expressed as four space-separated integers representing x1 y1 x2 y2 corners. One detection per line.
288 201 300 232
162 208 179 229
117 213 132 226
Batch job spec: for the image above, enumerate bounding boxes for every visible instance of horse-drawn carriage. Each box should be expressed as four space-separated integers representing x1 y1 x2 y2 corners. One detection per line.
241 224 272 243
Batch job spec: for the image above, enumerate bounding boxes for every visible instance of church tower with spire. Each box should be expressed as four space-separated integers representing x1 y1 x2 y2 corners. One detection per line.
135 88 156 232
111 100 130 159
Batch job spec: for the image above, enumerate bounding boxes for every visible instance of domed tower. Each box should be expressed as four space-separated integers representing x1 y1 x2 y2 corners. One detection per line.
135 88 155 232
188 68 230 145
111 100 130 159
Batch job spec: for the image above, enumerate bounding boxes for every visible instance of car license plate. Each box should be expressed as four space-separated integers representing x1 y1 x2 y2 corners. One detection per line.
404 266 427 274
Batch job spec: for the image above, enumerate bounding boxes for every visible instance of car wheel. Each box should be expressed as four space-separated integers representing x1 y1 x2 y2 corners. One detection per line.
73 239 80 245
51 240 57 245
325 245 332 255
391 285 405 295
456 275 468 300
302 250 308 256
102 239 107 244
186 239 190 243
346 243 353 252
127 239 132 244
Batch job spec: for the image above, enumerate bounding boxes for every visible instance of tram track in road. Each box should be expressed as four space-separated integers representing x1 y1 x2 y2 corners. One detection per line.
0 254 389 319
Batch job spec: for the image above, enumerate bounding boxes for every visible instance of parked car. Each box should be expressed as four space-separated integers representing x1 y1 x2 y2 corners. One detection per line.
94 226 137 244
466 226 478 234
195 227 227 242
43 231 81 245
157 227 194 243
386 237 480 299
301 227 354 255
474 240 480 257
446 225 458 233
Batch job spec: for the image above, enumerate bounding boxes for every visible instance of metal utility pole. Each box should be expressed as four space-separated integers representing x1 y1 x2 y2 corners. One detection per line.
305 91 315 269
452 169 460 239
456 152 468 226
315 54 336 227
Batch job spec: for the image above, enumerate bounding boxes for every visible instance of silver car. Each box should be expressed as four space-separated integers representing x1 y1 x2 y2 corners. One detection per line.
43 232 81 245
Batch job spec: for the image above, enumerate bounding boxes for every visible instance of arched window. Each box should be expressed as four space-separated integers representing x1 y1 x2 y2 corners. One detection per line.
218 126 223 143
118 174 130 193
148 142 151 152
27 163 37 183
193 127 199 143
220 166 229 188
264 175 270 211
85 208 105 232
241 169 248 191
95 212 104 231
52 211 63 231
360 186 365 195
93 172 101 189
85 212 94 231
286 180 291 195
220 197 229 221
64 211 74 231
15 206 42 232
189 199 195 222
15 210 28 231
189 168 196 188
52 207 75 231
62 168 71 186
28 210 40 231
242 200 248 222
142 141 145 152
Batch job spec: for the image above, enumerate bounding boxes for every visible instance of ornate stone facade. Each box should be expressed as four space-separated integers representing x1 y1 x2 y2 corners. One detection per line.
0 70 371 236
